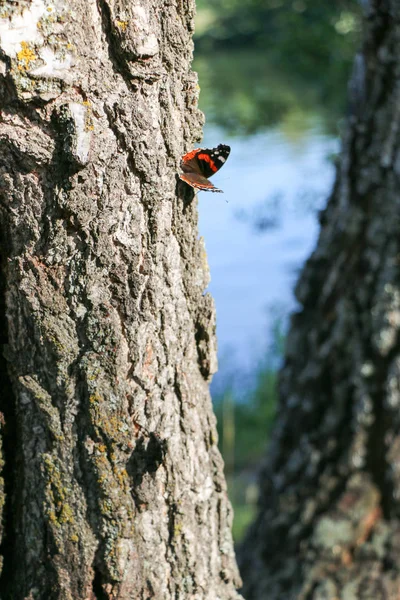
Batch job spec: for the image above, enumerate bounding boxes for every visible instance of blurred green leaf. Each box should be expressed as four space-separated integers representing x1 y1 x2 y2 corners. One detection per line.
194 1 361 135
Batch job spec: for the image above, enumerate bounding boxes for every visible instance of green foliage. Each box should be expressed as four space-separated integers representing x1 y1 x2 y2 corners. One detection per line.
229 482 258 541
194 1 361 135
195 0 360 55
213 360 278 541
213 354 278 470
213 313 285 541
194 46 353 135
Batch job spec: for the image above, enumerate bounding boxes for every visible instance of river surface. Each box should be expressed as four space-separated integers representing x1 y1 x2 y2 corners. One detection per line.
191 47 345 392
197 123 339 388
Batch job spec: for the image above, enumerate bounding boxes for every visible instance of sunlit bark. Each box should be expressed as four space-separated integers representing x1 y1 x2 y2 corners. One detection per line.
0 1 242 597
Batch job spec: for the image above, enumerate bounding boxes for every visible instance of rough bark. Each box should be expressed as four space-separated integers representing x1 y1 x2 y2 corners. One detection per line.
0 1 242 598
239 2 400 599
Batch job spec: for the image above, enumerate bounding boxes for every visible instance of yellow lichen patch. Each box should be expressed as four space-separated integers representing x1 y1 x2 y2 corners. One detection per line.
58 503 74 524
48 510 59 525
94 453 108 469
89 392 102 404
174 522 183 537
116 20 128 31
43 454 75 528
100 498 113 517
81 100 94 132
17 41 37 71
92 412 131 446
70 534 79 543
85 117 94 132
113 466 130 492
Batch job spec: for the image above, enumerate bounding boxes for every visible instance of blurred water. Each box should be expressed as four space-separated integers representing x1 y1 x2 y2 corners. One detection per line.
198 123 339 384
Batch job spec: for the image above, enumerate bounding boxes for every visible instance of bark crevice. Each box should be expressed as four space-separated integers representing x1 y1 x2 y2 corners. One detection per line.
92 564 109 600
0 255 18 592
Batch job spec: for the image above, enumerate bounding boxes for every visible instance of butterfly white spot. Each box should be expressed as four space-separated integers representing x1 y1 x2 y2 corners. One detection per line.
218 156 226 162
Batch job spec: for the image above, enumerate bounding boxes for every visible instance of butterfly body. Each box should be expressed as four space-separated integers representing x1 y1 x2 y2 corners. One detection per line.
179 144 230 193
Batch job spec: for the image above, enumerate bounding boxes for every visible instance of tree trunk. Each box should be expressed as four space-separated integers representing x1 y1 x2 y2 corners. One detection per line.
239 3 400 599
0 1 242 598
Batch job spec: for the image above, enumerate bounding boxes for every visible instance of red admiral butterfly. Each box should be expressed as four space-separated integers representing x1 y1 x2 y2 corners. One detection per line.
179 144 230 193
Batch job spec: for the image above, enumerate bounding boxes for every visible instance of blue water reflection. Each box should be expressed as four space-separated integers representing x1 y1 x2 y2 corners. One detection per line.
198 124 339 384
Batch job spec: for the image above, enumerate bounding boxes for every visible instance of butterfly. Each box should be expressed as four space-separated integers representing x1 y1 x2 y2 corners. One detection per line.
179 144 230 193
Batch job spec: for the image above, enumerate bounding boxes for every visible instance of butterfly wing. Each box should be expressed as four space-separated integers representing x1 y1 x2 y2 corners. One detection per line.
197 144 231 178
179 172 223 193
179 144 230 193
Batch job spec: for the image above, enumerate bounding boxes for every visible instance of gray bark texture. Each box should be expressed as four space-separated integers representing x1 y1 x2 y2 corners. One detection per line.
239 2 400 599
0 1 242 599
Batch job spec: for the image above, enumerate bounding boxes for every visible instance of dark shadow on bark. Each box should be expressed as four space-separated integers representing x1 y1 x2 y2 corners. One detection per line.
92 565 109 600
127 433 167 489
0 251 18 597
